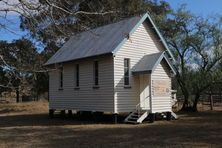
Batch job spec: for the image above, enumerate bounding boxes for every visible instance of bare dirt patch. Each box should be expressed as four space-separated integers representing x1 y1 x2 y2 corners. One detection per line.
0 102 221 148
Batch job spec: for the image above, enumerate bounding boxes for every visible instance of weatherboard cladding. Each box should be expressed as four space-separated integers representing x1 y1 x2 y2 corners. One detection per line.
151 62 172 112
132 52 176 74
48 13 174 113
113 22 165 113
49 56 114 112
45 13 175 66
45 16 141 65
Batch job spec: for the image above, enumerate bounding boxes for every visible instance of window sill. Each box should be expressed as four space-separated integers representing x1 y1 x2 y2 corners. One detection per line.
124 85 131 89
74 87 80 90
92 85 100 89
58 88 63 91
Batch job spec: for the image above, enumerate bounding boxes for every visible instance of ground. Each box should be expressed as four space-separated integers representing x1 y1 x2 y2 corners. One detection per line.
0 101 221 148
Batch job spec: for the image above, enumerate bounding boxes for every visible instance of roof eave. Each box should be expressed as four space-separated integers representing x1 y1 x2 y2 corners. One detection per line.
44 52 114 66
132 70 152 75
131 52 176 75
163 54 177 75
112 13 149 55
150 52 177 75
146 13 176 62
112 13 176 62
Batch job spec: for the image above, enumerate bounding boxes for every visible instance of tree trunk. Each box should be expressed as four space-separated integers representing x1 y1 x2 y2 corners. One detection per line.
16 88 19 103
177 77 190 111
193 93 200 112
210 94 214 110
181 89 190 111
181 99 189 111
36 93 39 101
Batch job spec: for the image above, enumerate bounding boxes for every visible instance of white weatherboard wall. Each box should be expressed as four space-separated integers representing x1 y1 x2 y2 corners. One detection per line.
114 22 165 113
49 55 115 112
151 61 172 113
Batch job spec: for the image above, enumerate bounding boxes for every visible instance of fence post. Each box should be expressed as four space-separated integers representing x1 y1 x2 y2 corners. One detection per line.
210 94 213 110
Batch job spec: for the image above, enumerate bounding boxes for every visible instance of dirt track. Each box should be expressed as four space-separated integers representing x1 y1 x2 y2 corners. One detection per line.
0 102 221 148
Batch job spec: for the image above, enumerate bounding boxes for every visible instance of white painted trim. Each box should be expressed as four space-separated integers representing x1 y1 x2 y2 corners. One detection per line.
149 74 153 113
137 111 149 123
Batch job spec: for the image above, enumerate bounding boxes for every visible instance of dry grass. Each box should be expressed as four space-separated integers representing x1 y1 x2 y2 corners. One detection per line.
0 102 221 148
0 100 48 115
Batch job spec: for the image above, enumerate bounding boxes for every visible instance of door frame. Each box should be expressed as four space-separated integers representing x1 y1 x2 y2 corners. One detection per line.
139 74 150 110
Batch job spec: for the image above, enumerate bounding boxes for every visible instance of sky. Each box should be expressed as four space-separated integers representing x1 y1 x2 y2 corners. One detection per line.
166 0 222 17
0 0 222 42
0 14 28 41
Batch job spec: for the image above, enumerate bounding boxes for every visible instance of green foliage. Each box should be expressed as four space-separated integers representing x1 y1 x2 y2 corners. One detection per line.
0 67 9 94
160 5 222 111
2 0 173 100
20 0 172 56
0 39 48 99
1 1 222 110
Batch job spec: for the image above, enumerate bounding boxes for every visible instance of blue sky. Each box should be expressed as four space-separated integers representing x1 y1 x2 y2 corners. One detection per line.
166 0 222 17
0 0 222 42
0 14 28 42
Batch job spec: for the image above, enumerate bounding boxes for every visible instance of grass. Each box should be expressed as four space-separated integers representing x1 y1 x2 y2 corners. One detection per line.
0 101 221 148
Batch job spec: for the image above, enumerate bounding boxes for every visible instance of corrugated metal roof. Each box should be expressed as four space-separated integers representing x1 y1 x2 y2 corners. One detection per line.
45 13 175 65
45 16 141 65
132 52 176 74
132 52 163 74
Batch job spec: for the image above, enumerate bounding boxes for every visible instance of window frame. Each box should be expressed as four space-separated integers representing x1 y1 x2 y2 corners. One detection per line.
59 66 63 90
75 64 80 89
124 58 130 87
93 61 99 87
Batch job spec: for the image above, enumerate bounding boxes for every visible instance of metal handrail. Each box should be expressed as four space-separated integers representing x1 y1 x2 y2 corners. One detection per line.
135 96 150 115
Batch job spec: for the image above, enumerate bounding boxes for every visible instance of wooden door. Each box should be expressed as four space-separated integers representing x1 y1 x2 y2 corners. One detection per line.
139 74 150 110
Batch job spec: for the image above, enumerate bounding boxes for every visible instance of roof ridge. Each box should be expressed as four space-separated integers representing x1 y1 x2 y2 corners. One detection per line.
45 13 175 66
70 14 142 39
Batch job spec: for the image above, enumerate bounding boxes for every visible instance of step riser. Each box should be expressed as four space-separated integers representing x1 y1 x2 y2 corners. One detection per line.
125 111 149 124
125 111 178 124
